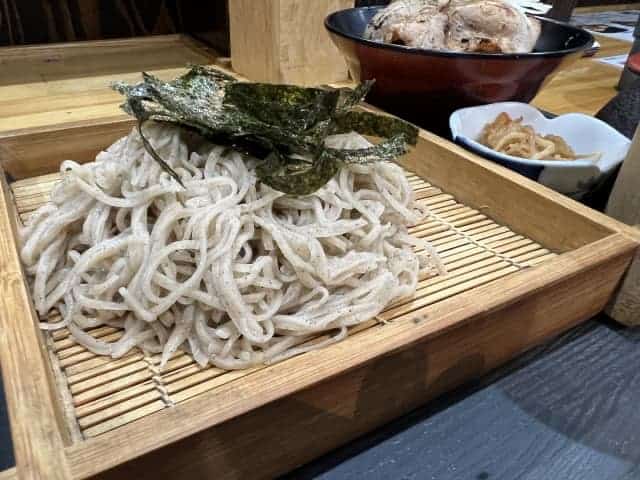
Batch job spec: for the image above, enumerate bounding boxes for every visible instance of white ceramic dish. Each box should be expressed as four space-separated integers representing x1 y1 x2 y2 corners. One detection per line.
449 102 631 199
508 0 551 15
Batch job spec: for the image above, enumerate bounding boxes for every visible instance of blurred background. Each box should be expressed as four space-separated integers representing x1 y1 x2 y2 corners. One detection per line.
0 0 633 51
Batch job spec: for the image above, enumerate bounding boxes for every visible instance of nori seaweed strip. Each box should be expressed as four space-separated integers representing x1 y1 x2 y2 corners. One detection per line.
256 150 341 196
113 66 419 195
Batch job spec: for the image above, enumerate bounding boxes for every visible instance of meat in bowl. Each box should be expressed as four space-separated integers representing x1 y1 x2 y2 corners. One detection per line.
364 0 541 53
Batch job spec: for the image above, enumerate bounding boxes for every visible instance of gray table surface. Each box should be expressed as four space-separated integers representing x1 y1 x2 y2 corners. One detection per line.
1 315 639 479
284 315 640 480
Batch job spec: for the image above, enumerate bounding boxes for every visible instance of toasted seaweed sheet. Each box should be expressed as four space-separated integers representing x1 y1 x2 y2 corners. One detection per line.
113 66 418 195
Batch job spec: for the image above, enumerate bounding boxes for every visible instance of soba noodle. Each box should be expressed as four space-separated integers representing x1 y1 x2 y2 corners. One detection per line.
20 123 444 370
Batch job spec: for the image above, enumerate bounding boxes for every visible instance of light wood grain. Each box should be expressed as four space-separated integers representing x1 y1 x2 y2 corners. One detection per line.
228 0 278 82
229 0 351 85
0 36 638 479
0 172 71 478
0 118 135 180
1 124 636 479
68 234 635 479
277 0 351 84
532 35 631 116
0 35 218 134
0 35 213 85
401 127 619 252
576 3 640 13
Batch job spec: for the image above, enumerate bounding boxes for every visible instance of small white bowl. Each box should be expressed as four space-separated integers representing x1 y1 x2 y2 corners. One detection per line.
449 102 631 199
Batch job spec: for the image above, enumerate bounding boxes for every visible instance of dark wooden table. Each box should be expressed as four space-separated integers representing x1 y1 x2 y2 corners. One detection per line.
284 316 640 480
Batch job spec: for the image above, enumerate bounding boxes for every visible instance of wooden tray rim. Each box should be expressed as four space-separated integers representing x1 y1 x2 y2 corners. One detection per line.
0 117 638 480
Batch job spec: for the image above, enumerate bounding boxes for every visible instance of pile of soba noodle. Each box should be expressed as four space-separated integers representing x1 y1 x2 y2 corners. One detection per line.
20 123 444 370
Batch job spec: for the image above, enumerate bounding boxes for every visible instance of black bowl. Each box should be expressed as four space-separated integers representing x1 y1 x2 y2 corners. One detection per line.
325 7 594 131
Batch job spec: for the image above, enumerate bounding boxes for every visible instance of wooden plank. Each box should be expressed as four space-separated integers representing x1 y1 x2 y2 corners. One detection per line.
229 0 351 85
63 233 636 478
0 172 71 478
88 234 635 480
228 0 278 82
0 35 206 69
276 0 351 84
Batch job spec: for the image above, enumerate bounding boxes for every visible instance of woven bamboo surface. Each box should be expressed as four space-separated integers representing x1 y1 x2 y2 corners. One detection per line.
10 170 555 441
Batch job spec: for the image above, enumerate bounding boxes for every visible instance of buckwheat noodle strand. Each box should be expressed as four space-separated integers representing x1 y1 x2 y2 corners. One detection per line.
20 124 444 370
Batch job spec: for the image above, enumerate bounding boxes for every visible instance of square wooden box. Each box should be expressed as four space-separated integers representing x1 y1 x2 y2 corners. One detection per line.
0 34 637 480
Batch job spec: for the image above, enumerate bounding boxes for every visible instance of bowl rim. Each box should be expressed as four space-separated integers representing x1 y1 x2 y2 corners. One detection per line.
449 102 631 169
324 6 595 60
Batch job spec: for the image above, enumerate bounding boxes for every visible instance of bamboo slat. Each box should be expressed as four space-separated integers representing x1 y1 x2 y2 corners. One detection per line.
10 169 556 440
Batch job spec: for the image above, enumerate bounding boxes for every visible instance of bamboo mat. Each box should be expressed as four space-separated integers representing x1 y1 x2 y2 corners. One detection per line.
10 171 555 441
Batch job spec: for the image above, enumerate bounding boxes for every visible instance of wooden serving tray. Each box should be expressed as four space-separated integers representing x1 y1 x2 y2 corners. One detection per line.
0 34 219 134
0 32 638 480
0 114 637 479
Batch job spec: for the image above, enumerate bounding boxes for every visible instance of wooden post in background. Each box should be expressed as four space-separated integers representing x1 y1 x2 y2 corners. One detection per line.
548 0 578 22
606 126 640 326
228 0 352 85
